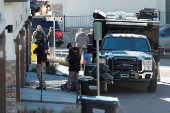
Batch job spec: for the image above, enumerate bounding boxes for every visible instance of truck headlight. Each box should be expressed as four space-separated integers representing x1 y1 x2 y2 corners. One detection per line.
99 58 106 64
145 60 152 71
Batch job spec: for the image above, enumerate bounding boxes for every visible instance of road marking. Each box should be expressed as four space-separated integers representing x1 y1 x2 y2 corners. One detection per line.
158 82 170 86
160 98 170 103
160 66 170 70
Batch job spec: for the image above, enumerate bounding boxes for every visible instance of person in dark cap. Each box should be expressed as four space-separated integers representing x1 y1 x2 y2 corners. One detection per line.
67 43 74 58
67 47 81 91
33 39 48 90
87 29 93 44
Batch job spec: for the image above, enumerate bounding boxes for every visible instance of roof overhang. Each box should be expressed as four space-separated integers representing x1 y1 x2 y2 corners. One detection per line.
4 0 29 2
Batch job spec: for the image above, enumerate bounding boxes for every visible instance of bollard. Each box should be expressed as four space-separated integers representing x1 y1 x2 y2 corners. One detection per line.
60 50 62 61
40 62 43 101
84 61 86 71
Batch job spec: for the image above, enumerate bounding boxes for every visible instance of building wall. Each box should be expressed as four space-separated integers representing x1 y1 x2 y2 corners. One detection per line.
157 0 166 12
4 1 31 61
0 0 4 19
4 3 16 60
0 0 6 34
53 0 158 31
6 60 16 112
4 1 31 112
53 0 157 16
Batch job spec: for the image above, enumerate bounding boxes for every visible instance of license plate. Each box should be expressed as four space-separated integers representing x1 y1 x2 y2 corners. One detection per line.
121 74 129 78
92 108 105 113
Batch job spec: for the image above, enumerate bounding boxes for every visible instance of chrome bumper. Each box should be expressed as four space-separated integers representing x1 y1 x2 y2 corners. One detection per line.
111 71 153 80
139 72 153 79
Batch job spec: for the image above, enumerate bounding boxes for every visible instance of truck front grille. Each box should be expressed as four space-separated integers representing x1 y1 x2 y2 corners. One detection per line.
108 57 142 71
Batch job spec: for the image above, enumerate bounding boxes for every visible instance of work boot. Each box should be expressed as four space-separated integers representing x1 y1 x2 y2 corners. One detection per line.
42 87 46 90
36 86 46 90
66 88 71 92
36 86 41 90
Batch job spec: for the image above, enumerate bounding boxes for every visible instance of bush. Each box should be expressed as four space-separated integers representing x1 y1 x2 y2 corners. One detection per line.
60 105 81 113
46 63 58 75
59 60 69 67
48 58 69 67
31 64 37 72
17 106 55 113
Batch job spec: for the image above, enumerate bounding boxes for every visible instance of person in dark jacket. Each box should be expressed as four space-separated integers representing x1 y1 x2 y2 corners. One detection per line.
87 29 93 44
47 27 58 59
67 43 74 58
67 47 81 91
33 39 48 90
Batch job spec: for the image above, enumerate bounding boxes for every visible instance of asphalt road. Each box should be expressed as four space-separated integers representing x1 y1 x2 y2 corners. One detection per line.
106 58 170 113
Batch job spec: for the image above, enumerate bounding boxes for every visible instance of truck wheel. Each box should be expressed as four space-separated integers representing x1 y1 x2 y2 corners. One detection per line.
147 71 157 93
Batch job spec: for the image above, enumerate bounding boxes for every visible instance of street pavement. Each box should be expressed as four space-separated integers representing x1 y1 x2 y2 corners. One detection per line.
19 72 78 112
106 58 170 113
19 63 83 113
19 58 170 113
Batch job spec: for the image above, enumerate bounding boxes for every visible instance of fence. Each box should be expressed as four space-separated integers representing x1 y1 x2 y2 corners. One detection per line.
159 12 170 27
63 15 93 32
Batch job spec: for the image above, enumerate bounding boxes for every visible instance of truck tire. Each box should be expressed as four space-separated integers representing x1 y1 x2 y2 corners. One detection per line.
147 71 157 93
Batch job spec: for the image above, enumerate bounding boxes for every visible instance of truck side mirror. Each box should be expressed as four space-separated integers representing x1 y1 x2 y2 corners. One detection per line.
159 47 165 56
87 44 93 53
161 32 165 37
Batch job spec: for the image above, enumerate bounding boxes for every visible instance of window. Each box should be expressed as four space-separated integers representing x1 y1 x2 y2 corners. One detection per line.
101 37 150 52
164 28 170 36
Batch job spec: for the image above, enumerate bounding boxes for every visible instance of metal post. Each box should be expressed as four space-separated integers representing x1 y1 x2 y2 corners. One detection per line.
159 11 161 21
61 51 63 61
53 20 55 59
41 63 43 101
64 15 65 32
94 21 102 96
96 40 100 96
84 63 85 71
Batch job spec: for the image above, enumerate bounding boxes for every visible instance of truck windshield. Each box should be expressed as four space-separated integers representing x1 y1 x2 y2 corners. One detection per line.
101 37 150 52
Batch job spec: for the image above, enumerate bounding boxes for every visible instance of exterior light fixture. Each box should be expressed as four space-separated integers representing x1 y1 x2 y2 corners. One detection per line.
28 15 33 21
19 30 25 36
5 25 13 33
14 38 21 45
24 23 29 29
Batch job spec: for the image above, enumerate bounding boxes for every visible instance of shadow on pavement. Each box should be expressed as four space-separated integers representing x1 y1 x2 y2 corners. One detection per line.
106 83 170 113
160 58 170 66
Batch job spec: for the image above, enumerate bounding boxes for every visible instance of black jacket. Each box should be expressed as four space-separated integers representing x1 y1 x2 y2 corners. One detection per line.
33 45 48 63
68 48 74 58
88 33 93 44
68 52 81 71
